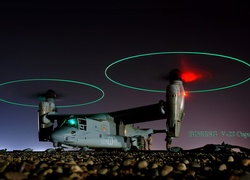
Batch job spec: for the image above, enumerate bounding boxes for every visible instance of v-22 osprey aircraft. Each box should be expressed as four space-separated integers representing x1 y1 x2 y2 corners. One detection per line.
38 69 185 151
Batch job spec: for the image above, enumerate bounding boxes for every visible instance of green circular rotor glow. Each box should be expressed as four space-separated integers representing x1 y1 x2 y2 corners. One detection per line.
0 78 105 108
105 51 250 93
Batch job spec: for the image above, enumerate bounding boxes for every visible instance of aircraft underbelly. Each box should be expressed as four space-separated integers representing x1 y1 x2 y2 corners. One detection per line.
89 135 124 148
62 133 125 149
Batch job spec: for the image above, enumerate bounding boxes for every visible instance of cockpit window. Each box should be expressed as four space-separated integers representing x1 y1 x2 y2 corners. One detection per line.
79 119 87 131
62 118 78 128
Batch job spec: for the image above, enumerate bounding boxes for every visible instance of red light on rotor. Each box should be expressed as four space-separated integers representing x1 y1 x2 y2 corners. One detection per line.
180 91 187 97
181 72 202 82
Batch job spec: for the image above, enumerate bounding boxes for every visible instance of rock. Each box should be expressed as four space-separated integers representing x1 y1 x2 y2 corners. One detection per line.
97 168 108 175
87 169 97 175
71 165 83 173
80 166 88 172
183 159 190 165
42 168 53 176
66 160 76 165
19 162 34 172
242 159 250 166
239 173 250 180
202 158 210 164
39 162 48 169
55 166 63 174
186 170 196 177
228 156 234 162
0 162 10 173
204 166 213 171
151 162 158 169
109 170 118 177
4 172 27 180
218 164 227 171
69 172 81 179
137 160 148 169
112 165 119 171
177 162 187 171
123 159 134 166
191 162 201 168
86 160 94 165
161 165 173 176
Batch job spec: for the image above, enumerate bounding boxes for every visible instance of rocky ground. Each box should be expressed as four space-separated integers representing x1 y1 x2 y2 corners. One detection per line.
0 150 250 180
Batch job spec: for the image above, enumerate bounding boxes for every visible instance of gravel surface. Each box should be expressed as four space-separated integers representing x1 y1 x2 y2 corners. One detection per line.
0 150 250 179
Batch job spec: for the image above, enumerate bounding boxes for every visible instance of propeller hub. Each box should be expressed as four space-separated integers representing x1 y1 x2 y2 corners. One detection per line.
169 69 182 82
45 89 56 99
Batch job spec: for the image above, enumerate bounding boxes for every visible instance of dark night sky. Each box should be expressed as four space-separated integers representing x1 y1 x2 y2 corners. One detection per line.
0 1 249 151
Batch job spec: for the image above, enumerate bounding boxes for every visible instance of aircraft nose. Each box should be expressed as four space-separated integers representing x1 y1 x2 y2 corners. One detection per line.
51 129 65 143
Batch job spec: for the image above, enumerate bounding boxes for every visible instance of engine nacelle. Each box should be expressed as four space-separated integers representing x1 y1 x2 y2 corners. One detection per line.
124 124 154 140
166 80 185 138
38 101 56 141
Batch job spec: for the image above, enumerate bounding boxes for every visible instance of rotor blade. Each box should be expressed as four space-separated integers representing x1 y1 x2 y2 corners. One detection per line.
158 55 212 83
179 55 212 83
34 89 64 101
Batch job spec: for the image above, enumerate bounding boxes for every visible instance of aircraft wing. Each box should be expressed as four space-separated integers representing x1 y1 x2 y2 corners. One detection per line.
46 113 93 121
46 102 166 125
110 102 166 125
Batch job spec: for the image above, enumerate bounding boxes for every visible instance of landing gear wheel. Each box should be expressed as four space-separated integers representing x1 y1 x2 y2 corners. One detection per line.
165 137 172 151
56 147 64 152
122 137 131 151
80 147 89 152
